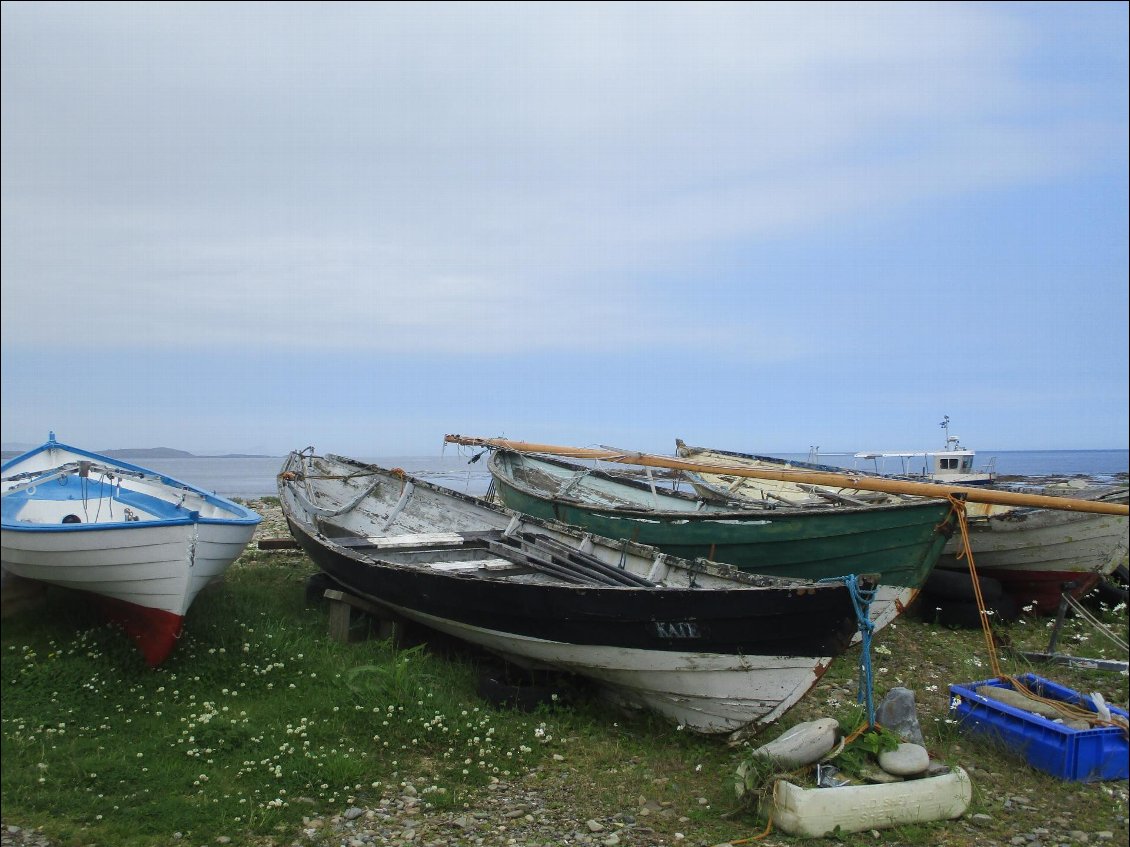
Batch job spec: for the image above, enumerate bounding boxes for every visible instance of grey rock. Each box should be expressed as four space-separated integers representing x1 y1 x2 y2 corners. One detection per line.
925 759 951 777
878 742 930 776
874 687 925 744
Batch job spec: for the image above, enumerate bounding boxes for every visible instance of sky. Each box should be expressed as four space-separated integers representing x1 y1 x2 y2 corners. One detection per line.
2 1 1127 457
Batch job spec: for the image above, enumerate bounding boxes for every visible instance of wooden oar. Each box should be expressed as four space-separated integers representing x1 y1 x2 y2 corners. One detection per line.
515 531 658 587
444 435 1129 517
483 539 618 586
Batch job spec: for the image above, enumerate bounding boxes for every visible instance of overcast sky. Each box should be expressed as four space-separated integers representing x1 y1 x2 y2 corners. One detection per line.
2 1 1127 457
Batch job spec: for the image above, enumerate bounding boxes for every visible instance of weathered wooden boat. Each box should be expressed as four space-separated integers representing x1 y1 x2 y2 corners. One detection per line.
1 433 261 665
674 439 893 508
278 448 866 736
934 486 1128 614
675 441 1129 614
482 448 957 633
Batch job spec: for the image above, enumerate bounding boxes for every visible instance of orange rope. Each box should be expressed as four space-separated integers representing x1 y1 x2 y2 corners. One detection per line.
841 720 875 746
725 814 774 844
945 495 1002 678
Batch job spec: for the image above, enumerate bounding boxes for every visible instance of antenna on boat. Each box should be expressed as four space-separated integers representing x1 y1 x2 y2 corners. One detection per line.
939 416 960 451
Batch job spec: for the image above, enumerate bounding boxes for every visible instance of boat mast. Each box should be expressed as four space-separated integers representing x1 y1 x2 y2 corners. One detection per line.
443 435 1129 517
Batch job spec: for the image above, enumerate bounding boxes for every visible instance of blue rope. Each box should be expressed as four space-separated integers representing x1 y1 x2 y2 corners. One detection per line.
820 574 878 728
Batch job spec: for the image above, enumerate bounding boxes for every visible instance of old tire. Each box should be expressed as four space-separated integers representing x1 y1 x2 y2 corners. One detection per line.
924 568 1003 602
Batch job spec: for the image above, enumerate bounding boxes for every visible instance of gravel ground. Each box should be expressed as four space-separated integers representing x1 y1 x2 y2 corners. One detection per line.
3 771 697 847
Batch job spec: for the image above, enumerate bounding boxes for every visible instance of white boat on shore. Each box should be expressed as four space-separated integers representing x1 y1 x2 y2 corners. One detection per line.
674 439 1129 614
1 433 261 665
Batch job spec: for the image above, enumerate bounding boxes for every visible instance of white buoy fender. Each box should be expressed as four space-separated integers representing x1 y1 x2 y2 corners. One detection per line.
770 766 972 837
752 718 839 770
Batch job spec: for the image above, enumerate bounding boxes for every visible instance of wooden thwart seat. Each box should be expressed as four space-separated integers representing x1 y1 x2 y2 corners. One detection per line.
329 529 503 550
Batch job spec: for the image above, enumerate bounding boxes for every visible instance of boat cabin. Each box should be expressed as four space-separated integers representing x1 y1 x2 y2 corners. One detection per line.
852 436 996 485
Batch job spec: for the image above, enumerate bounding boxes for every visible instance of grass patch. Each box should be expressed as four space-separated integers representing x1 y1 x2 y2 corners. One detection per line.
2 547 1128 847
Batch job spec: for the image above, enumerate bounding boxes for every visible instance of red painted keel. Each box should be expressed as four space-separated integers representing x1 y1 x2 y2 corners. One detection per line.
97 596 185 666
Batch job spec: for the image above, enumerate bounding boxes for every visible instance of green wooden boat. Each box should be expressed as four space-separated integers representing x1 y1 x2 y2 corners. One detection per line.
487 449 958 632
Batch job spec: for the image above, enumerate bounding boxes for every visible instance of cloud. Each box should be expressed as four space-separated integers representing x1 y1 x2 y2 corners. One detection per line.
2 2 1126 357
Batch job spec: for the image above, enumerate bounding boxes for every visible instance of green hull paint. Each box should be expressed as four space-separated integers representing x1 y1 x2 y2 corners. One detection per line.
491 476 954 589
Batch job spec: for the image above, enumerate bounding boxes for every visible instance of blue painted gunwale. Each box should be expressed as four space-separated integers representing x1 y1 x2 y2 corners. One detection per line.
1 435 260 533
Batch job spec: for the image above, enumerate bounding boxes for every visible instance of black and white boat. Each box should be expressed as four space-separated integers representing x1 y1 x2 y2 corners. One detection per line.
278 449 867 737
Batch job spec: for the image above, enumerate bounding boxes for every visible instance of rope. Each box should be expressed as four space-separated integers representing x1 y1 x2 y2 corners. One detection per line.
1061 592 1130 652
820 574 876 727
945 495 1003 679
722 814 774 844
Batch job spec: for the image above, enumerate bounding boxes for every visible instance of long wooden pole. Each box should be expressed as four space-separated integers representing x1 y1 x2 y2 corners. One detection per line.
443 435 1129 517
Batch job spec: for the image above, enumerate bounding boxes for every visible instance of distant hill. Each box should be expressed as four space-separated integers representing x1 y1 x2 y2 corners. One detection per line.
102 449 275 459
1 447 274 460
102 447 196 459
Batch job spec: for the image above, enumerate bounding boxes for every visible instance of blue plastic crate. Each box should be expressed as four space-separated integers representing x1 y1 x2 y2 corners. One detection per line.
949 674 1128 781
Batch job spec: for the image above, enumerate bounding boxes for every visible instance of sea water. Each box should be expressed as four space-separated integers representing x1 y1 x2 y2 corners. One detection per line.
137 449 1128 500
140 454 496 499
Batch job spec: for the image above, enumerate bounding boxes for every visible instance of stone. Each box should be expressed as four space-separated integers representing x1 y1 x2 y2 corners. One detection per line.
878 742 930 776
856 764 904 784
343 807 365 821
874 687 925 744
925 759 951 777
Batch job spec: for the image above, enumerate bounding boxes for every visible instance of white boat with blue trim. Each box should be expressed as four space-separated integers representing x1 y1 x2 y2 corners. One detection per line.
1 434 261 665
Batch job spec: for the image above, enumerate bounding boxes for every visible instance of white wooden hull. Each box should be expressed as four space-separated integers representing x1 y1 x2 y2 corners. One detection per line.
1 521 256 616
940 505 1127 576
938 500 1127 612
347 595 834 735
2 435 260 663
